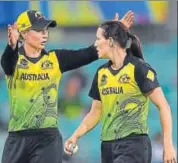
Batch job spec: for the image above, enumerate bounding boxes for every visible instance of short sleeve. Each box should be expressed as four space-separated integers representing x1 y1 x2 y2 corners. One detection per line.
88 71 101 101
135 62 160 93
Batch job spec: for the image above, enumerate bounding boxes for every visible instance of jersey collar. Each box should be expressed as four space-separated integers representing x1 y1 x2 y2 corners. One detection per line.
107 52 131 67
107 53 131 76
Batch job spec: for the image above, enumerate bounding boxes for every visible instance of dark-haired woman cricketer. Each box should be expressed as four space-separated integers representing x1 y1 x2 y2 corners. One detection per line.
1 10 134 163
64 21 177 163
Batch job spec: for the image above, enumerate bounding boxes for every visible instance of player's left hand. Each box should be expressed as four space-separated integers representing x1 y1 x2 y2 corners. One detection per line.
113 10 134 31
163 145 177 163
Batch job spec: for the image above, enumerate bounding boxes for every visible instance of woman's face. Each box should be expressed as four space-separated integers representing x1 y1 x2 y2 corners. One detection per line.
24 28 49 49
94 27 110 59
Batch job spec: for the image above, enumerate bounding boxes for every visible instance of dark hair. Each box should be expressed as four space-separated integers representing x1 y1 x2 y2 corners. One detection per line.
127 33 144 60
100 21 144 60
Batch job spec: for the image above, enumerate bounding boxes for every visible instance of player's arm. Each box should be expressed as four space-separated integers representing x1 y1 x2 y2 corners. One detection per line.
73 99 102 137
73 71 102 138
64 71 102 153
1 44 18 76
53 45 98 73
1 23 19 76
64 100 102 153
148 87 176 162
53 11 134 73
135 62 176 162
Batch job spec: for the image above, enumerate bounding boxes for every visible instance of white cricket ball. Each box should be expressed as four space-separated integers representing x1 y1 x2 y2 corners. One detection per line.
69 143 79 154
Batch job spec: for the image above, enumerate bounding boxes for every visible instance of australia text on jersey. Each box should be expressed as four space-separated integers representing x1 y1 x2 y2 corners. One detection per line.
102 87 123 95
20 73 50 81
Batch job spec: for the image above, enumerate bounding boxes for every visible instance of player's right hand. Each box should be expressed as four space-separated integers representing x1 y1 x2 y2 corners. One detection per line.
64 135 78 154
8 22 19 50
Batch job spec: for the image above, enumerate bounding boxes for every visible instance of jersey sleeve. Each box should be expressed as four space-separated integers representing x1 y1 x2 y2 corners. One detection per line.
53 45 98 73
88 71 101 101
1 44 19 76
135 62 160 93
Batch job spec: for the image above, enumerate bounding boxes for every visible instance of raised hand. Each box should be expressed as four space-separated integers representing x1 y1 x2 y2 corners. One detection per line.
113 11 134 31
8 22 19 50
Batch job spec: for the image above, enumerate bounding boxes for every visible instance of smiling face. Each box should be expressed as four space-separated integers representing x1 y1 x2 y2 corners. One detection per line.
94 27 111 59
22 27 49 50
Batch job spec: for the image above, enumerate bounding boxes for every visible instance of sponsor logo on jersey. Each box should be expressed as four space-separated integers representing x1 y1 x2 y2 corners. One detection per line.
118 74 130 83
102 87 123 95
100 74 107 86
17 59 29 69
20 73 50 81
41 60 53 70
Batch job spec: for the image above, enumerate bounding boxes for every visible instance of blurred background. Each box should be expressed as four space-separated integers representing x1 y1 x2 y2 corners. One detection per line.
0 1 177 163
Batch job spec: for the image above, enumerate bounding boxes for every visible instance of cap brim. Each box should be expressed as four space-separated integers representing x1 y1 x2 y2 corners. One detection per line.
32 20 57 30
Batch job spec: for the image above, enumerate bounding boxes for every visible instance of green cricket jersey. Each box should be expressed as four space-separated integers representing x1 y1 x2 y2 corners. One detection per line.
1 44 98 131
89 53 159 141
